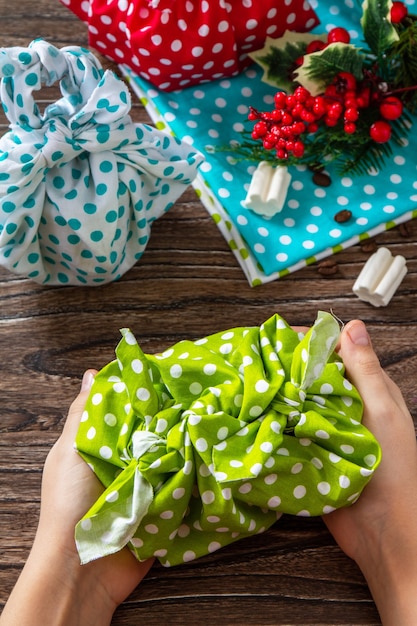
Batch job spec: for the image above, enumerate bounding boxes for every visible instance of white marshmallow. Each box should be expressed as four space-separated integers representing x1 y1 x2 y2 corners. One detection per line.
352 247 408 307
243 162 291 217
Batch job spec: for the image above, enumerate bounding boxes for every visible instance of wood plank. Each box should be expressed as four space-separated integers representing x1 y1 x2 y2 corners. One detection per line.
1 2 416 623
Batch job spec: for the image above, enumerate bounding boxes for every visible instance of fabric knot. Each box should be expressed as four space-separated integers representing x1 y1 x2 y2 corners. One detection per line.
275 380 305 410
75 429 164 564
40 117 81 168
132 430 164 460
271 380 306 430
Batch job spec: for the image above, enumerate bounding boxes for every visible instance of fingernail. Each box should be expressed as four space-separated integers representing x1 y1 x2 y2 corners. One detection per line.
81 370 95 391
347 321 370 346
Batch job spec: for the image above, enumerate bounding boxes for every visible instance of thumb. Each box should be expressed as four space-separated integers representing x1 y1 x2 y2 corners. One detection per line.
61 369 97 441
338 320 388 414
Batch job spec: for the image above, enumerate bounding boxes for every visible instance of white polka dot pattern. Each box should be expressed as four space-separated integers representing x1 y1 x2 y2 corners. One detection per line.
59 0 319 91
75 311 381 566
0 40 203 284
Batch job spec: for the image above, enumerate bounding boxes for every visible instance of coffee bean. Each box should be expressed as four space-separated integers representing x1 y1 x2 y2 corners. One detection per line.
312 171 332 187
317 258 338 276
398 221 411 238
334 209 352 223
360 239 377 253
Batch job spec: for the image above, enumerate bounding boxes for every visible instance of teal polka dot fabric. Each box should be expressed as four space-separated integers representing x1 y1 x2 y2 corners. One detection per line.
0 39 203 285
75 311 381 567
123 0 417 285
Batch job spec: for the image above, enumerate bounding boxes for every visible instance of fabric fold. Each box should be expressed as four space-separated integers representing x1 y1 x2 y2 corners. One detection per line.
75 311 381 567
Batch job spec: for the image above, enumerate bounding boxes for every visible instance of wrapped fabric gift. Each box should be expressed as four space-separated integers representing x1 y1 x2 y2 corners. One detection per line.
60 0 319 91
0 39 203 285
75 311 381 567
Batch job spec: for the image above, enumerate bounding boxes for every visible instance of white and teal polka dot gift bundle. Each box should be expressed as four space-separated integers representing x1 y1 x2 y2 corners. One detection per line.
75 311 381 567
0 40 203 285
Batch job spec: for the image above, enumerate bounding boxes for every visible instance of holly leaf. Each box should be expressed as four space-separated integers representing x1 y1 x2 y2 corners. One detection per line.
294 43 365 95
361 0 399 56
249 31 327 92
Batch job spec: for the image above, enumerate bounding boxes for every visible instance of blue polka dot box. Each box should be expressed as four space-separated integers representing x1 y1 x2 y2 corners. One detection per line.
0 40 203 285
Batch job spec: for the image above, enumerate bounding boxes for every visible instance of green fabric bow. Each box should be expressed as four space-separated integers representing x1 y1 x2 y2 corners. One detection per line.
75 312 381 566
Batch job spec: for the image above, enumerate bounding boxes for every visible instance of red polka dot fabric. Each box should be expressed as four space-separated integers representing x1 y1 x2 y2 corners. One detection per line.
60 0 319 91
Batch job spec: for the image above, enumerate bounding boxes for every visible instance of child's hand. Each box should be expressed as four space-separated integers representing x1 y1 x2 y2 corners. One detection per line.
0 371 153 626
324 320 417 625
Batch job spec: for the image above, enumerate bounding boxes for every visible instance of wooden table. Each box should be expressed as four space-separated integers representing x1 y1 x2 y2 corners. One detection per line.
1 2 416 624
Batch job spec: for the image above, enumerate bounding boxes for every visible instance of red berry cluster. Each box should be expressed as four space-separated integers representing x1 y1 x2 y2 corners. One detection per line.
248 11 409 159
249 86 321 159
323 73 404 143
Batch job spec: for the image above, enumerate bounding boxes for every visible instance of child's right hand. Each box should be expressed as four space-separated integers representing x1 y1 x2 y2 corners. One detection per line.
324 320 417 625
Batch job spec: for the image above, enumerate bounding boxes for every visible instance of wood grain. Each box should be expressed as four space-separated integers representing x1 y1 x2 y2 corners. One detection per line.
0 3 416 623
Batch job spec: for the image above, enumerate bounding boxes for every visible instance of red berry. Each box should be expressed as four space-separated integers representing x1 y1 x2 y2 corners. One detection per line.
274 92 286 107
324 116 338 127
356 86 371 108
306 39 327 54
293 141 305 157
313 96 327 118
265 132 278 145
344 95 358 109
390 1 408 23
307 122 319 133
252 121 268 137
305 95 315 109
291 103 304 117
293 121 306 135
286 95 296 110
294 86 309 102
277 148 288 159
327 27 350 44
324 84 339 98
370 120 392 143
335 72 357 92
379 96 403 120
300 109 315 123
281 112 293 125
344 107 359 122
344 122 357 134
327 102 344 120
267 110 280 121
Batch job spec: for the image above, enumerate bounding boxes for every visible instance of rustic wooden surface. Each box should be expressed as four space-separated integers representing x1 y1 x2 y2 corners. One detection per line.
1 2 416 624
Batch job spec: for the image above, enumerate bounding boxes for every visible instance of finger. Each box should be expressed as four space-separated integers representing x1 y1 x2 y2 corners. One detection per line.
338 320 387 397
338 321 415 436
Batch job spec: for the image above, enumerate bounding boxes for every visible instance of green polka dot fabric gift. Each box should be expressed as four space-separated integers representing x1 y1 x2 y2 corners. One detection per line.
75 311 381 567
0 40 203 285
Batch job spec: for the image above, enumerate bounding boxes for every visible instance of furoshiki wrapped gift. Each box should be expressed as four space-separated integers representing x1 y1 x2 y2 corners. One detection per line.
75 311 381 567
0 40 203 285
59 0 319 91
